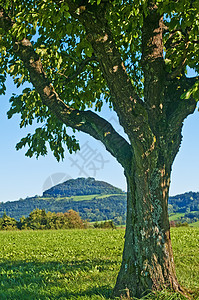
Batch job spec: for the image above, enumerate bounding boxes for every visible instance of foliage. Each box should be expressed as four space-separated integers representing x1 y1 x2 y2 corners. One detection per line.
175 222 189 227
20 208 87 230
0 0 198 160
0 212 18 231
0 228 198 299
0 193 127 223
0 209 87 231
169 192 199 213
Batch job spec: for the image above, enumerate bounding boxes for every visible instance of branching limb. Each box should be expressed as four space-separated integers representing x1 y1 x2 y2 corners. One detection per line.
165 27 194 80
0 6 133 170
0 7 14 27
58 1 147 142
166 76 197 132
166 41 190 80
167 57 188 80
56 55 98 83
55 1 155 157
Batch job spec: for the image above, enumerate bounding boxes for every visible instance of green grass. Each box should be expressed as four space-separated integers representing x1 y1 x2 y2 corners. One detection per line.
0 228 198 300
171 228 199 293
169 213 185 221
38 194 125 202
190 221 199 228
61 194 125 202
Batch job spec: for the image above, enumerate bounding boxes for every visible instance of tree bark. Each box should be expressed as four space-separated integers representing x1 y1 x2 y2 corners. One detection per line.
113 147 187 298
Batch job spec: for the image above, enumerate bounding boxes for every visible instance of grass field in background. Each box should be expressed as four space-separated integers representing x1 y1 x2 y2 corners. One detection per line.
169 213 199 227
38 194 126 202
190 221 199 228
0 228 198 300
169 213 186 221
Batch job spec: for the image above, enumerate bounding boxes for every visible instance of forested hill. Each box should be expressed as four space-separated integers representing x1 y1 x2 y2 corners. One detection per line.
43 177 124 197
169 191 199 213
0 177 198 223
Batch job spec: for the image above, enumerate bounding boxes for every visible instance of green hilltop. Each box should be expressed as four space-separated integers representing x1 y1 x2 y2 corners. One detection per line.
43 177 124 197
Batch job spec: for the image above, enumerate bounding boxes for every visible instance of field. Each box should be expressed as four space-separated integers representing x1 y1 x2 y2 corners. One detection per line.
190 221 199 228
0 228 198 300
169 213 185 221
169 213 199 227
52 194 126 202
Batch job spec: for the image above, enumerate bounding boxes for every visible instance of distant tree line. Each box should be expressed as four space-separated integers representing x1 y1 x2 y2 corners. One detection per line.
169 221 189 227
169 192 199 213
93 220 116 229
0 195 127 224
0 209 119 231
0 209 87 230
1 191 199 226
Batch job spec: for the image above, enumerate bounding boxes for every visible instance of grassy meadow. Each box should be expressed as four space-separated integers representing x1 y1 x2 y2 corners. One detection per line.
0 228 198 300
42 193 126 202
190 221 199 228
169 213 186 221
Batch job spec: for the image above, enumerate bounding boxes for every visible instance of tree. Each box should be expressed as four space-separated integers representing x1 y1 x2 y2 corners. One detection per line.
0 0 198 298
0 212 18 230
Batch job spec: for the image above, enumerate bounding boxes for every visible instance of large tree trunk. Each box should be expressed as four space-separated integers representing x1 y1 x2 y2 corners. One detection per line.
113 151 186 298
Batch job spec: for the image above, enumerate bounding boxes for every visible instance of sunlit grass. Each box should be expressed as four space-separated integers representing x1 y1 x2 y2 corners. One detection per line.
169 213 185 221
190 221 199 228
0 228 198 299
54 194 126 202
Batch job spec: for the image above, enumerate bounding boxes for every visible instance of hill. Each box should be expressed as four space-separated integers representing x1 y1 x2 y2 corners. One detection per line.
0 178 198 225
43 177 124 197
0 178 126 224
169 191 199 213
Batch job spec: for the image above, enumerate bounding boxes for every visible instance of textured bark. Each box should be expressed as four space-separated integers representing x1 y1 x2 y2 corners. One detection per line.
113 147 187 298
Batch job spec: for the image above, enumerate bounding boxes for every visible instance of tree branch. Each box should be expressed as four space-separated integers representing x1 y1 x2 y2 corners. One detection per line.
56 55 98 83
0 6 133 171
51 1 156 158
184 75 199 87
166 76 197 133
167 58 187 80
165 28 193 80
60 1 148 142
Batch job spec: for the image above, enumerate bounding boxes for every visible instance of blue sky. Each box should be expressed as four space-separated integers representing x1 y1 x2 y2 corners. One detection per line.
0 74 199 202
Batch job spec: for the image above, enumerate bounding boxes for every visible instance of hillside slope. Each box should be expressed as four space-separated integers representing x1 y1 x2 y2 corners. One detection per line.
0 194 127 223
169 191 199 213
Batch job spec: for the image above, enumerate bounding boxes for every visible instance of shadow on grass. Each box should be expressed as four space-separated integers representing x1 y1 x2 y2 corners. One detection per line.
0 259 118 299
1 260 198 300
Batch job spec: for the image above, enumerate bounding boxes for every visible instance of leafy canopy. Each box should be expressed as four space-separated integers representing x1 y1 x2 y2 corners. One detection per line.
0 0 198 160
